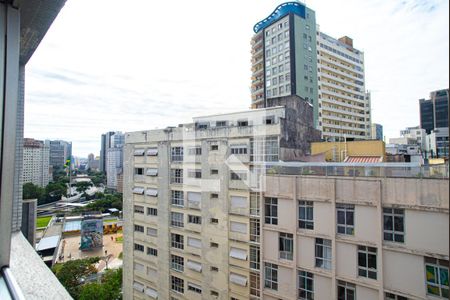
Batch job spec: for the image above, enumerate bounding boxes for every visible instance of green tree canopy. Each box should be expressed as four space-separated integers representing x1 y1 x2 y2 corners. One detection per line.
78 268 122 300
22 182 45 200
75 181 93 194
52 257 100 299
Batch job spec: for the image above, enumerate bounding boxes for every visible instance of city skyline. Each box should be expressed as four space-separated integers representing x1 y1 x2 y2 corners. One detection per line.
24 0 449 157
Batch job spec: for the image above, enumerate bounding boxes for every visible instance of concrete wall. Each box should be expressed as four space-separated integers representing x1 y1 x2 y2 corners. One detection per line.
311 140 386 161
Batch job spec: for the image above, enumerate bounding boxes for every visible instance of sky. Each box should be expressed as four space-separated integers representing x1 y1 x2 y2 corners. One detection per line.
24 0 449 158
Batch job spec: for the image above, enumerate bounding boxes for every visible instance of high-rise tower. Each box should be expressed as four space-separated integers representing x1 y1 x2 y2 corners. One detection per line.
251 2 318 126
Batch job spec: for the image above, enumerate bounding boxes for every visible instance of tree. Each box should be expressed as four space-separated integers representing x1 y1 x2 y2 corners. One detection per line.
22 182 45 200
52 257 100 299
78 268 122 300
75 181 93 195
43 181 67 204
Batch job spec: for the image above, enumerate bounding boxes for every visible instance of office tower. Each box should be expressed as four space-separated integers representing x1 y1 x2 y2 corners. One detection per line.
317 33 371 140
100 131 119 173
45 139 72 170
371 123 383 141
123 97 319 299
250 2 318 126
106 132 125 191
419 89 449 134
258 166 448 300
23 138 50 187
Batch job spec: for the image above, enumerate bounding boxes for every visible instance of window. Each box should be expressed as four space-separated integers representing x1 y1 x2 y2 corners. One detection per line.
298 201 314 229
147 247 158 256
264 197 278 225
383 208 404 242
211 144 219 151
230 221 247 234
265 116 275 124
358 246 377 279
250 273 261 297
210 291 219 297
147 227 157 236
385 292 408 300
250 218 260 243
230 145 248 154
298 270 314 300
187 169 201 179
171 233 184 249
188 215 201 224
134 243 144 252
425 257 449 298
171 276 184 294
337 280 355 300
230 171 247 180
250 192 260 216
171 255 184 272
171 190 184 207
187 260 202 272
215 121 227 127
250 245 260 270
171 147 184 162
264 263 278 290
171 212 184 227
134 224 144 232
279 232 293 260
146 147 158 156
147 207 157 216
238 120 249 127
210 218 219 224
187 283 202 294
187 192 201 209
315 238 332 270
211 266 219 272
188 146 201 155
171 169 183 184
134 167 144 175
230 247 247 260
134 205 144 214
336 204 354 235
210 242 219 248
210 169 219 175
211 193 219 199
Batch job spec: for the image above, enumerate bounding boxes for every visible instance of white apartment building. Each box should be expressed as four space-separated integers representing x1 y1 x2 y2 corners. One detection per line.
123 100 319 300
106 147 123 190
23 138 50 187
259 164 448 300
317 32 371 141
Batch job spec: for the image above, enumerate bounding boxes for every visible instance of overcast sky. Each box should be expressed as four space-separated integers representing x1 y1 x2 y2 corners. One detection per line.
24 0 449 158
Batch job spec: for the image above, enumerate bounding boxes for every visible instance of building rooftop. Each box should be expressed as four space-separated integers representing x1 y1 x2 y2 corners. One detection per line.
36 235 60 252
253 2 308 33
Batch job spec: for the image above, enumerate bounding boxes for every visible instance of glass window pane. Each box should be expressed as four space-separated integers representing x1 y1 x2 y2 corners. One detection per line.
394 216 404 231
384 215 393 230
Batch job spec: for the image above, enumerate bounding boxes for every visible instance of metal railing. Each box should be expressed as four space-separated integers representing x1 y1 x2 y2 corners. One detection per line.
258 162 449 179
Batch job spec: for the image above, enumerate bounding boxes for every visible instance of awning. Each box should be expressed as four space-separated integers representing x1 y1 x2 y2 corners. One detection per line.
187 237 202 249
134 149 145 156
133 281 144 292
145 188 158 197
230 247 247 260
146 168 158 176
145 287 158 299
146 148 158 156
230 273 247 286
187 260 202 272
36 235 60 251
230 221 247 234
231 196 247 209
132 187 145 195
344 156 383 163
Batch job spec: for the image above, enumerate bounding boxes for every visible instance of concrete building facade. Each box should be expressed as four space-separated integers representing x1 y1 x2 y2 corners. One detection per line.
371 123 383 141
123 100 320 300
23 138 50 187
106 132 125 191
426 127 449 159
250 2 318 127
317 33 371 141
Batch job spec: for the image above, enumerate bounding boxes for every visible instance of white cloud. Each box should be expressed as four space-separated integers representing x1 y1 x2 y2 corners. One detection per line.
24 0 449 156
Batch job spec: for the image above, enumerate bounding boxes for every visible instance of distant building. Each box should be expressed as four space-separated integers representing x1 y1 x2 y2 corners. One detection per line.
311 140 385 162
87 153 100 171
23 138 50 187
371 123 383 141
100 131 116 173
105 132 124 191
45 140 72 170
419 89 449 134
21 199 37 247
426 127 449 158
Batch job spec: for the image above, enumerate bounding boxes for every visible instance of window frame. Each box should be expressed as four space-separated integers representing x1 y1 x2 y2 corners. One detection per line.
264 197 278 225
336 203 355 235
315 238 332 270
171 233 184 249
298 270 314 300
383 207 405 243
279 232 294 260
264 262 278 291
357 245 377 280
171 254 184 272
425 257 449 298
298 200 314 230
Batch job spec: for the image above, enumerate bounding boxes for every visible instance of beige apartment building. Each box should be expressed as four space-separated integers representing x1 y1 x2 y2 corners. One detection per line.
259 164 448 300
122 98 319 300
317 33 371 141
